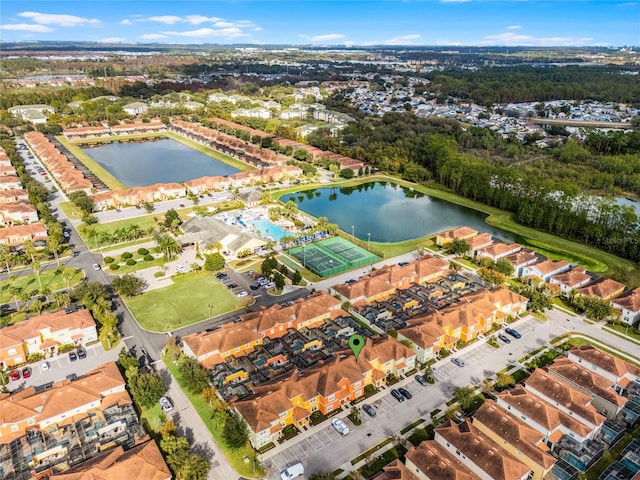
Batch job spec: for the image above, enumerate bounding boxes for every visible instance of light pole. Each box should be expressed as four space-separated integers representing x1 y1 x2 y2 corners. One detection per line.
302 245 306 268
367 232 371 251
208 304 213 316
351 225 355 239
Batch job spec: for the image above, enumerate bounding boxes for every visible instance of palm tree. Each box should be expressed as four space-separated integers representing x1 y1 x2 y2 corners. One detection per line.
31 259 43 292
52 292 71 309
9 286 22 311
0 244 12 277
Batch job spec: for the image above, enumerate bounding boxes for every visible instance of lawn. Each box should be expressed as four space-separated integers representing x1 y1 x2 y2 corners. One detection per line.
163 353 263 478
78 214 161 249
124 271 250 331
0 266 84 303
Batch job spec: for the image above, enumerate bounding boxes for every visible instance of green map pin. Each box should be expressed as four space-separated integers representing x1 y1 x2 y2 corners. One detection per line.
349 334 365 360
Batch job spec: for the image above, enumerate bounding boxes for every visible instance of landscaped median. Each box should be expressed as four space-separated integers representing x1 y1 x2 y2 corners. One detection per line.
0 266 84 304
122 270 252 331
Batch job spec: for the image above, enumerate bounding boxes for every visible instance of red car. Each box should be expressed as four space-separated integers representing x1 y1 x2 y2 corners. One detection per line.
22 367 32 379
9 370 21 381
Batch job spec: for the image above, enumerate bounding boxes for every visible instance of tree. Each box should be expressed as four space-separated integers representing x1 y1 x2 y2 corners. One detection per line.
273 271 285 290
0 244 12 276
178 357 210 394
69 190 95 215
118 347 139 379
477 267 506 288
130 372 166 408
492 258 515 277
112 274 147 297
179 454 211 480
164 209 182 231
445 238 471 256
142 201 154 213
496 371 515 389
204 253 225 272
292 270 302 285
452 386 476 410
222 411 249 450
261 256 278 277
339 168 355 179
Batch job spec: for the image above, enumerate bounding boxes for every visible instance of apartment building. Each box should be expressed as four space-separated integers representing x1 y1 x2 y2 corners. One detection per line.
566 345 640 395
0 222 48 249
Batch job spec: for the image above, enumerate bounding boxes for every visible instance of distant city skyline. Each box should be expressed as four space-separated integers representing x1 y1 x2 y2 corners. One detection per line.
0 1 638 47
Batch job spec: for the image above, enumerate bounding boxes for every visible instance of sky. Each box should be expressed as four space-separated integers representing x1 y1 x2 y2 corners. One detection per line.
0 1 638 47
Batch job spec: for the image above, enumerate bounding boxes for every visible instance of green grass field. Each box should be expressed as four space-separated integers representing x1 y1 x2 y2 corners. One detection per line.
124 271 250 331
78 214 161 249
0 266 84 302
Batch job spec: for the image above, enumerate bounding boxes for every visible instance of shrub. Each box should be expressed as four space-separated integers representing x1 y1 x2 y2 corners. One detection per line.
121 252 133 260
126 259 137 266
144 254 154 261
104 256 115 264
154 271 165 278
109 263 120 270
137 248 149 256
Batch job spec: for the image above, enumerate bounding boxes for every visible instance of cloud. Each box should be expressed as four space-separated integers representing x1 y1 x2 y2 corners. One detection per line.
162 27 249 38
311 33 345 42
18 11 99 27
0 23 54 32
506 25 522 30
480 31 593 46
184 15 222 24
120 19 132 25
383 34 421 45
148 15 183 24
140 33 168 40
99 37 126 43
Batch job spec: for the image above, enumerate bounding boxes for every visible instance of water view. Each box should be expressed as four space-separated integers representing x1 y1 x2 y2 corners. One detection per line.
82 138 240 188
282 182 512 243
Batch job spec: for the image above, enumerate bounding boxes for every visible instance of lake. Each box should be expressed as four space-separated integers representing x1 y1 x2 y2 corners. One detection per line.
82 138 240 188
282 182 513 243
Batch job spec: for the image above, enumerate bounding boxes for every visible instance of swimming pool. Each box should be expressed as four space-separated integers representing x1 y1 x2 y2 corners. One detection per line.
250 219 288 241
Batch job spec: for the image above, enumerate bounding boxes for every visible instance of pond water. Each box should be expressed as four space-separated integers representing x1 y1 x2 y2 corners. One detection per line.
281 182 513 243
82 138 240 188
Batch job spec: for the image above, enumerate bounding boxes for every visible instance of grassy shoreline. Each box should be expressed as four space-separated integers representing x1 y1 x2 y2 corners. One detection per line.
273 175 640 286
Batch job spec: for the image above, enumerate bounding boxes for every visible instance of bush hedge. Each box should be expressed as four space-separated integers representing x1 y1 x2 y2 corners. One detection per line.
126 259 137 266
121 252 133 260
144 254 154 261
137 248 149 255
109 263 120 270
104 256 115 264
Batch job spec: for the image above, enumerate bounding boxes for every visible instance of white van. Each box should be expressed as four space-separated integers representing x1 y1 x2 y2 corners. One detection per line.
175 265 187 273
280 462 304 480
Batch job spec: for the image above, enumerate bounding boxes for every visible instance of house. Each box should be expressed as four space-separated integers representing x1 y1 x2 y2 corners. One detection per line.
434 420 532 480
0 189 29 204
505 249 540 277
476 243 521 262
0 309 98 368
0 175 23 190
575 278 625 301
566 345 640 395
0 203 39 225
375 459 421 480
549 267 592 298
546 357 627 420
0 222 48 248
8 104 54 124
404 441 478 480
521 259 571 282
467 233 494 255
472 402 557 480
610 288 640 326
51 439 171 480
435 227 478 247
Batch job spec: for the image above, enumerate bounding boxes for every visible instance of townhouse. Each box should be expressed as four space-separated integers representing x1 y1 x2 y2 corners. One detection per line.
331 255 450 304
466 232 494 256
404 441 478 480
0 165 17 176
0 189 29 204
566 345 640 395
434 420 532 480
521 259 571 282
575 277 626 302
505 249 540 277
549 267 592 298
476 242 522 262
610 288 640 326
52 439 171 480
376 459 420 480
473 402 557 480
233 336 415 448
0 222 48 249
0 175 22 190
0 309 98 368
0 363 146 478
0 202 39 226
546 357 628 420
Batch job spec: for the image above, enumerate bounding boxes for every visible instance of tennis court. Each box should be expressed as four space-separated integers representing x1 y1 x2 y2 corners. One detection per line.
288 237 380 277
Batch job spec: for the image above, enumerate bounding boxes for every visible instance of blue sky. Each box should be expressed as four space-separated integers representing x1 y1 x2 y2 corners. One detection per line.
0 1 638 47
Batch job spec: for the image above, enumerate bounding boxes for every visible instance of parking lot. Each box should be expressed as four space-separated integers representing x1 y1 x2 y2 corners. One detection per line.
265 377 432 478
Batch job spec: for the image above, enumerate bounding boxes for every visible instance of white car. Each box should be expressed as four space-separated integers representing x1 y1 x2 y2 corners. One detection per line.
236 291 248 298
331 417 350 436
92 264 101 271
175 265 187 273
40 361 50 372
280 463 304 480
159 396 173 412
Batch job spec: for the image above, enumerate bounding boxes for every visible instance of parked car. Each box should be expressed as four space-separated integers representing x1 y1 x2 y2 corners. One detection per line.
398 262 410 266
227 283 238 289
77 347 87 359
40 361 50 372
331 418 350 436
498 333 511 344
415 374 428 386
362 404 376 417
92 264 101 271
247 270 256 275
236 291 249 298
69 351 78 361
398 387 413 400
505 327 522 339
280 462 304 480
265 282 276 289
451 357 465 368
10 370 21 381
175 265 187 273
22 367 32 379
391 389 405 402
159 396 173 412
250 285 259 290
179 204 185 208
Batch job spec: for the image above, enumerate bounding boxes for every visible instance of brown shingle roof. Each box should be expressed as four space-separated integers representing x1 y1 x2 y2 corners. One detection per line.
611 288 640 313
576 278 625 300
568 345 640 378
405 441 479 480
